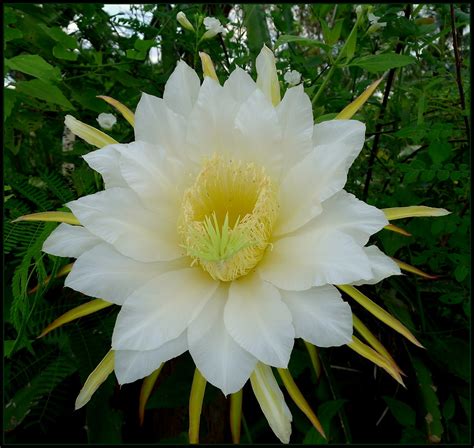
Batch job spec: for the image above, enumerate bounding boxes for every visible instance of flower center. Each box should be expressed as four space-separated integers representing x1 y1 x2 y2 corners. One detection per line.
179 154 279 281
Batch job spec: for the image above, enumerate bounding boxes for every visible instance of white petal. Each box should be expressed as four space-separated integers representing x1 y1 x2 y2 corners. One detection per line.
280 285 353 347
134 92 186 157
116 141 188 212
276 85 314 168
224 274 294 367
258 230 373 291
275 120 366 235
311 119 366 201
223 66 257 103
163 60 201 118
186 77 239 162
233 88 283 177
65 243 180 305
352 245 402 285
114 332 187 384
250 363 292 444
43 223 101 258
112 268 218 351
67 187 181 262
310 190 388 245
188 286 257 396
82 145 128 189
256 45 280 106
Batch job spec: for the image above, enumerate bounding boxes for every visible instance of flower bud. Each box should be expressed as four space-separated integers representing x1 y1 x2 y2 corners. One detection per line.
177 11 195 32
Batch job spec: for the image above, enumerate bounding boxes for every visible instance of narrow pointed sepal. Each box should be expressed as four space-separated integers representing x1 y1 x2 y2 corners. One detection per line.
139 365 163 426
347 337 406 387
65 115 118 148
277 368 326 439
352 314 405 376
97 95 135 127
189 368 207 444
38 299 113 338
229 389 243 444
383 206 450 221
336 76 383 119
304 341 321 380
384 224 412 237
250 362 292 444
337 285 424 349
392 258 439 280
199 52 219 82
12 211 80 225
29 262 74 294
256 45 281 106
75 350 115 410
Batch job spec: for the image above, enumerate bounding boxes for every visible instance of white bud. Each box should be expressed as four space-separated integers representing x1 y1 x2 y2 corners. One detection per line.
96 113 117 131
284 70 302 86
177 11 195 32
202 16 225 39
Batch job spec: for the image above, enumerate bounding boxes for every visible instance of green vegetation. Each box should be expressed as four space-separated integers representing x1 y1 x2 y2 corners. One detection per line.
4 3 470 444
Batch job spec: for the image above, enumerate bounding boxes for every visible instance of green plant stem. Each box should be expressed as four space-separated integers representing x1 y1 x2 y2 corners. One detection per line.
311 15 360 106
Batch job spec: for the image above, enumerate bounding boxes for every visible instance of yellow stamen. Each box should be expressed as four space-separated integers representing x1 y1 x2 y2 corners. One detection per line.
139 365 163 426
12 211 80 225
229 390 243 444
179 154 279 281
38 299 113 338
189 368 207 444
97 95 135 127
75 350 115 410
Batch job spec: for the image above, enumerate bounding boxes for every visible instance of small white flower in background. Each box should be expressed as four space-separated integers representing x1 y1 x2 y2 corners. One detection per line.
367 12 387 33
96 113 117 130
284 70 302 86
203 16 225 39
176 11 195 32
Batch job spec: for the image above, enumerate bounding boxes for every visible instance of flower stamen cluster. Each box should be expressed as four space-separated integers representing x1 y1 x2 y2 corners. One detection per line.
179 154 278 281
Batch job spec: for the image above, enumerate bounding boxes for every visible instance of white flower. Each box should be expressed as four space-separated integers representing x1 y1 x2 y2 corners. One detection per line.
45 46 403 443
203 16 225 39
284 70 302 86
176 11 194 32
367 12 387 33
96 112 117 130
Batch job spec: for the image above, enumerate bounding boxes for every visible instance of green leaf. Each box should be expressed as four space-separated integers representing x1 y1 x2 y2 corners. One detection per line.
39 24 78 49
428 141 452 164
442 395 455 421
4 88 17 121
274 35 331 51
383 396 416 427
5 26 23 42
5 55 61 81
342 28 357 62
243 4 271 61
16 79 74 110
53 44 79 61
349 53 416 73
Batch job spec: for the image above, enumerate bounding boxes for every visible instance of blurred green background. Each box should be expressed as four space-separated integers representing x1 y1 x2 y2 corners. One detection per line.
4 3 470 444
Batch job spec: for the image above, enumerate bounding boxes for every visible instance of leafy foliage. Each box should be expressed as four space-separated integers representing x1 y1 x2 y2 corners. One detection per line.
3 2 470 444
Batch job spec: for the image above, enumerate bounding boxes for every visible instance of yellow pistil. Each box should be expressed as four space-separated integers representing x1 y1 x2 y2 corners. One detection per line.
179 154 279 282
